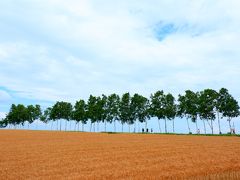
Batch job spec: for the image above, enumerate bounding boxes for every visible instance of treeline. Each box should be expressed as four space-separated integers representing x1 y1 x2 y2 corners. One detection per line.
0 88 239 134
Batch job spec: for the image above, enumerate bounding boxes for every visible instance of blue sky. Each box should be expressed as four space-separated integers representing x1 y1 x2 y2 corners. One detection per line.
0 0 240 133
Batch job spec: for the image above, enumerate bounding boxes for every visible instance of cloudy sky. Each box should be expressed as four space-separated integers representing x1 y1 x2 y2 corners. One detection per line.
0 0 240 132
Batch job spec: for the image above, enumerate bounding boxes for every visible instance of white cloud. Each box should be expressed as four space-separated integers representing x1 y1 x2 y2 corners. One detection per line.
0 0 240 104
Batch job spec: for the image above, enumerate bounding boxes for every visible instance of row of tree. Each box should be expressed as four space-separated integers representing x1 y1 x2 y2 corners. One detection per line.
0 88 239 134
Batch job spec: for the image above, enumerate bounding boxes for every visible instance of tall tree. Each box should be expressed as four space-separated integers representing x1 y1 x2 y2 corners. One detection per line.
177 90 199 134
5 104 29 129
150 91 165 133
50 101 72 131
198 89 218 134
106 94 120 132
86 95 99 132
119 93 132 132
164 93 177 133
27 105 42 130
99 95 108 132
40 107 51 129
72 100 88 131
131 93 150 132
217 88 239 133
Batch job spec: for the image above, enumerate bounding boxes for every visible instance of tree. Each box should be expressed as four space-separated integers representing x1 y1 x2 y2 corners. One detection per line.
27 105 42 129
99 95 108 132
131 94 150 132
72 100 88 131
217 88 239 133
105 94 120 132
5 104 29 129
119 93 132 132
86 95 99 132
177 90 199 134
164 93 177 133
50 101 72 131
40 107 51 129
198 89 218 134
150 91 165 133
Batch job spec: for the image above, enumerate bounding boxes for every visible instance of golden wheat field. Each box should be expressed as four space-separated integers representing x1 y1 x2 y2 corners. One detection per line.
0 130 239 180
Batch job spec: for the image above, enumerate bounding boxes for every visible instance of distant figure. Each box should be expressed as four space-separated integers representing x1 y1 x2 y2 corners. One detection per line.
197 129 200 134
142 128 144 133
146 128 149 133
151 128 153 133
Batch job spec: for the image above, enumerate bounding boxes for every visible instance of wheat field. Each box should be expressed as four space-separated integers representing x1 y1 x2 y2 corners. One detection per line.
0 130 239 179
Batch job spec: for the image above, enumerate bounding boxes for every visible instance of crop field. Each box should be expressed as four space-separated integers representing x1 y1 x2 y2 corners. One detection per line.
0 130 239 179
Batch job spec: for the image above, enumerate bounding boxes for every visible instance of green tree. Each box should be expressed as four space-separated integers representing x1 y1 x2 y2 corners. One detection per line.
5 104 29 129
177 90 199 134
99 95 108 132
86 95 99 132
27 105 42 130
150 91 165 133
198 89 218 134
165 93 177 133
72 100 88 131
217 88 239 133
119 93 132 132
50 101 72 131
106 94 120 132
40 107 51 129
131 93 150 132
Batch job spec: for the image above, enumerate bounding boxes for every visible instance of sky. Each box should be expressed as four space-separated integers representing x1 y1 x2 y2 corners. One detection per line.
0 0 240 133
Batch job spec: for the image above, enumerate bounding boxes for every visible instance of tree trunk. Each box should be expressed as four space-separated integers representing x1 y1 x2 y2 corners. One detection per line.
90 123 92 132
172 119 175 133
206 120 213 134
164 119 167 133
145 120 147 131
104 120 107 132
60 119 62 131
158 119 161 133
122 123 123 133
217 111 221 134
228 118 232 134
51 121 53 131
186 119 190 133
114 120 116 132
65 120 67 131
82 123 84 132
97 122 99 132
69 121 71 131
138 120 140 133
128 124 130 133
134 122 136 133
203 119 206 134
195 119 198 134
211 119 213 134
